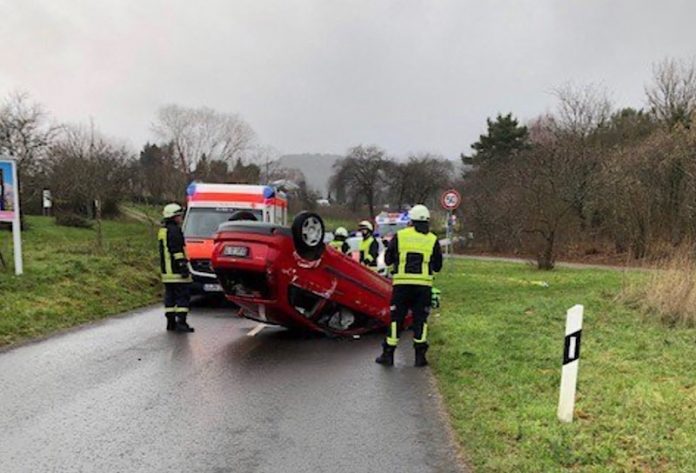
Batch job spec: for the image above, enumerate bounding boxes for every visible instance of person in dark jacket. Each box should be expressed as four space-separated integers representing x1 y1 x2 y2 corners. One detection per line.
158 203 194 333
376 205 442 367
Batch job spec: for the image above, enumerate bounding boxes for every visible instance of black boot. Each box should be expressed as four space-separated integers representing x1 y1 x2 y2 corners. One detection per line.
414 344 429 367
166 313 176 331
175 315 195 333
375 343 395 366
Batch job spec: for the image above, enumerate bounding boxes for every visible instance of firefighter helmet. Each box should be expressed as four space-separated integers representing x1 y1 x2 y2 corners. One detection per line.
162 203 184 219
358 220 374 232
408 204 430 222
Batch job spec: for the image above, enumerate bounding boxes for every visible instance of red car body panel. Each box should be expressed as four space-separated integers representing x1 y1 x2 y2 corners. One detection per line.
211 222 409 335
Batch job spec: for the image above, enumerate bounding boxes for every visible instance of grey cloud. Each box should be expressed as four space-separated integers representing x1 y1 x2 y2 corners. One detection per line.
0 0 694 157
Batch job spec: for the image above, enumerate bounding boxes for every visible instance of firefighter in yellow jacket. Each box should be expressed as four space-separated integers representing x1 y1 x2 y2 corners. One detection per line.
158 203 195 333
375 205 442 367
328 226 351 254
358 220 379 269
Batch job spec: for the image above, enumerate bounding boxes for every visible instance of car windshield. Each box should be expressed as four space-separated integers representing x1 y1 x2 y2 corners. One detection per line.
183 207 263 238
377 222 407 236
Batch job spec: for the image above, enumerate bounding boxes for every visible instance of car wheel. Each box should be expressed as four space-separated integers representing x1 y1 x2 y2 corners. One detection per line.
292 211 325 260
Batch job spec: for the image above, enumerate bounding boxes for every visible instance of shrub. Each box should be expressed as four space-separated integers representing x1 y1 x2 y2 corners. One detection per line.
622 244 696 326
55 212 93 229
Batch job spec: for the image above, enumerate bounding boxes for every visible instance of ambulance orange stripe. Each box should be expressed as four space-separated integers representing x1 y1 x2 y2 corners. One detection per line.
188 192 287 207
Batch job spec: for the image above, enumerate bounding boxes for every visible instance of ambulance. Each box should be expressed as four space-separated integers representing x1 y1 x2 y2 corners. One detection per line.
183 183 288 294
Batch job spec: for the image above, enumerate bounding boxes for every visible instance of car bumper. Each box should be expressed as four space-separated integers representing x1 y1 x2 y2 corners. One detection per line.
191 272 224 294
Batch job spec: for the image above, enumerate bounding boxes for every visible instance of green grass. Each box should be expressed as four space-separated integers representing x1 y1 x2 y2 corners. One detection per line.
322 217 359 233
431 259 696 472
0 216 160 346
122 202 162 222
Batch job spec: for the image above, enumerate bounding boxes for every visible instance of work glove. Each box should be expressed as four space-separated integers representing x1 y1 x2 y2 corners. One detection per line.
178 260 191 277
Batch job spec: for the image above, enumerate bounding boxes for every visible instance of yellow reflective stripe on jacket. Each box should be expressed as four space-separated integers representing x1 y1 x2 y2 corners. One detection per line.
328 240 343 250
414 323 428 344
386 321 399 346
158 227 192 283
161 274 192 283
360 236 375 263
158 227 173 277
392 227 437 286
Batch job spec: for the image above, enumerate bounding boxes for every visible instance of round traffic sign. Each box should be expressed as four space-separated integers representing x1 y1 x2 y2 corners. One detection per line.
440 189 461 210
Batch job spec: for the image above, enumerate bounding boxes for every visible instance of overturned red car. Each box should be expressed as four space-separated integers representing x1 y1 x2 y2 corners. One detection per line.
211 212 409 335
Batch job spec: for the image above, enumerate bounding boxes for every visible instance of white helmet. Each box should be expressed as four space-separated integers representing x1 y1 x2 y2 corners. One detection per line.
358 220 374 232
409 204 430 222
335 227 349 238
162 203 184 219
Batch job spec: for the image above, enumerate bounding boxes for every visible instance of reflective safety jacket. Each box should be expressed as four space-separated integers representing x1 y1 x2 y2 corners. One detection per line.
386 226 442 286
158 220 193 283
329 239 350 254
359 235 379 267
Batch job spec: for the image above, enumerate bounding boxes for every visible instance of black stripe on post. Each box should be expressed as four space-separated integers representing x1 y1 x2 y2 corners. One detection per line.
563 330 582 365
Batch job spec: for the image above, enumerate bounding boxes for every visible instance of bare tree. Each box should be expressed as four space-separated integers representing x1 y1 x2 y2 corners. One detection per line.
646 57 696 127
405 154 454 205
330 145 388 217
552 84 613 228
514 127 581 269
0 91 59 171
0 91 60 214
554 82 612 138
152 104 256 177
385 154 454 208
49 124 133 224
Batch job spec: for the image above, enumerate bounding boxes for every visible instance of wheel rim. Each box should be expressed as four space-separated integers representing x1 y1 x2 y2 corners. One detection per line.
301 217 323 247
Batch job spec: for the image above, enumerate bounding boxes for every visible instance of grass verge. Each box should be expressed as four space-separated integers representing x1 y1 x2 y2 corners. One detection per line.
0 216 160 347
431 259 696 472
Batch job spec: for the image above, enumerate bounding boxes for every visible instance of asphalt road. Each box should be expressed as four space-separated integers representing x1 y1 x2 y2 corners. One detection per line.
0 305 465 473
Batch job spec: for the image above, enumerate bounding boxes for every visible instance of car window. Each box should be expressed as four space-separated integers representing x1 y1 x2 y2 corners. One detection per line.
183 207 263 238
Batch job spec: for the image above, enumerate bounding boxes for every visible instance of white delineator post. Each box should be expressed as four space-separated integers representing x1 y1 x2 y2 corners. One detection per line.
11 161 23 275
558 304 583 423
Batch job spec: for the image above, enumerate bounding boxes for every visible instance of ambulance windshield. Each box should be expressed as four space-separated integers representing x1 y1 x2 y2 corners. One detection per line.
184 207 262 238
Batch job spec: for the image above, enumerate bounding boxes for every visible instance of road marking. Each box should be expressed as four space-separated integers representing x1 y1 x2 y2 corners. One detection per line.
247 323 268 337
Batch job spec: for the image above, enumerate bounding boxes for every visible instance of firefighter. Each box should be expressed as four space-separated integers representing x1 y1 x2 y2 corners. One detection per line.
158 203 195 333
375 204 442 367
358 220 379 269
329 226 351 254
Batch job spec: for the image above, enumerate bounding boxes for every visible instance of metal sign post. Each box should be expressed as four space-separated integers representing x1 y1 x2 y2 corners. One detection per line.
440 189 462 257
446 210 452 255
0 158 23 275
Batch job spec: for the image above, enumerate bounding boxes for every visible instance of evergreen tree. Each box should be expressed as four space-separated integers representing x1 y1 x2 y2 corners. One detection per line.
462 113 529 167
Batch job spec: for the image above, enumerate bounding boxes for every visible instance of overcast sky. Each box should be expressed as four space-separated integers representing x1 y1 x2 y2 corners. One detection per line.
1 0 694 158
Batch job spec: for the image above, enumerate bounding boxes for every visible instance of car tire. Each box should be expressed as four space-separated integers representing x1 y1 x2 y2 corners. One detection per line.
292 211 325 260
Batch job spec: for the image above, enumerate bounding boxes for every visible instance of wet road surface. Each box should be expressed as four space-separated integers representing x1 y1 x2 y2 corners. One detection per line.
0 305 465 473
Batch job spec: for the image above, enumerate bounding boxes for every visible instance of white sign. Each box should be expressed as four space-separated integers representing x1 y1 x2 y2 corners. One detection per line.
440 189 462 210
42 189 52 209
0 157 23 275
558 304 584 423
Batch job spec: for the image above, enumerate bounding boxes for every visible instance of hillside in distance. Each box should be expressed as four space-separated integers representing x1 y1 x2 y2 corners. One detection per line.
278 153 342 196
